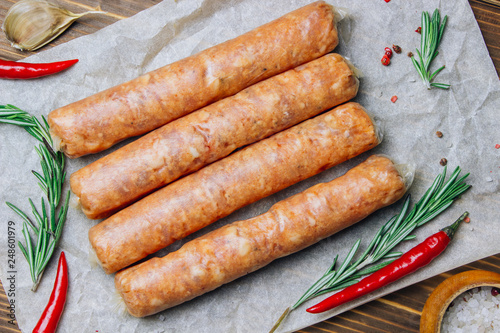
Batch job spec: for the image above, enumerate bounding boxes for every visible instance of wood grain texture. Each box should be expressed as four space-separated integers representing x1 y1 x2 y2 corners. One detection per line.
298 254 500 333
470 0 500 75
0 0 499 332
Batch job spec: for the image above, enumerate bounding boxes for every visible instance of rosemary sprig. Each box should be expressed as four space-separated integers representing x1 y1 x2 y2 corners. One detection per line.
411 9 450 89
1 104 70 291
269 166 470 332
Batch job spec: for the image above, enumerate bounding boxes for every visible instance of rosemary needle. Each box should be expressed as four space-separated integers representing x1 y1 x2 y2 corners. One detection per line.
1 104 69 291
411 9 450 89
269 166 470 332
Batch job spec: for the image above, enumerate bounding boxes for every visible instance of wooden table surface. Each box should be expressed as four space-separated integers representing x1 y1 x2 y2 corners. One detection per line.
0 0 499 332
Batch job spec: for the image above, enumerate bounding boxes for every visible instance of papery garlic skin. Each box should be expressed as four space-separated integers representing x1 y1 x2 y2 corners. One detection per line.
2 0 104 51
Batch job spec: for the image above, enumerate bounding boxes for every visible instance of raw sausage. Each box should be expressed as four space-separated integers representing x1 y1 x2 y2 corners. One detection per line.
115 155 408 317
90 102 380 274
48 1 339 158
114 155 409 317
72 54 359 220
89 102 382 274
72 54 358 219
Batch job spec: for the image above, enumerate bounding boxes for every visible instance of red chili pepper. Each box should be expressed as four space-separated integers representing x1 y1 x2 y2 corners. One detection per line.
306 212 468 314
33 251 69 333
0 59 78 79
381 55 390 66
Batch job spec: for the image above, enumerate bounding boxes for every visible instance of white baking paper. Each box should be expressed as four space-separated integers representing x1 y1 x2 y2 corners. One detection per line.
0 0 499 332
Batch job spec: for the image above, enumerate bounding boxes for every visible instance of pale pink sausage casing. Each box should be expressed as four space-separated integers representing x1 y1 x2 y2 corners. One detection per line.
114 155 408 317
89 102 382 274
48 1 339 158
71 54 359 220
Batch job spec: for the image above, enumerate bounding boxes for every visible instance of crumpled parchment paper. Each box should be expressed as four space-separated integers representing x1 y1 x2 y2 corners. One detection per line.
0 0 499 332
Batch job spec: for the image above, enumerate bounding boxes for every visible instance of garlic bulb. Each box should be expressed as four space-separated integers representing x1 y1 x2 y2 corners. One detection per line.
2 0 105 51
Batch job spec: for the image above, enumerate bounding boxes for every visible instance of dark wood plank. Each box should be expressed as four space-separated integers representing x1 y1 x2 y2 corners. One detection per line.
470 0 500 75
303 254 500 333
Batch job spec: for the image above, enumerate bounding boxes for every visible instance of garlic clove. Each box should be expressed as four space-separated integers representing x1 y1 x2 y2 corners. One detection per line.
2 0 105 51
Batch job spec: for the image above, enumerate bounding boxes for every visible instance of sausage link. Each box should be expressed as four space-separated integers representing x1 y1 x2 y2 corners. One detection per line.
89 102 381 274
72 54 359 220
48 1 338 158
115 155 408 317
